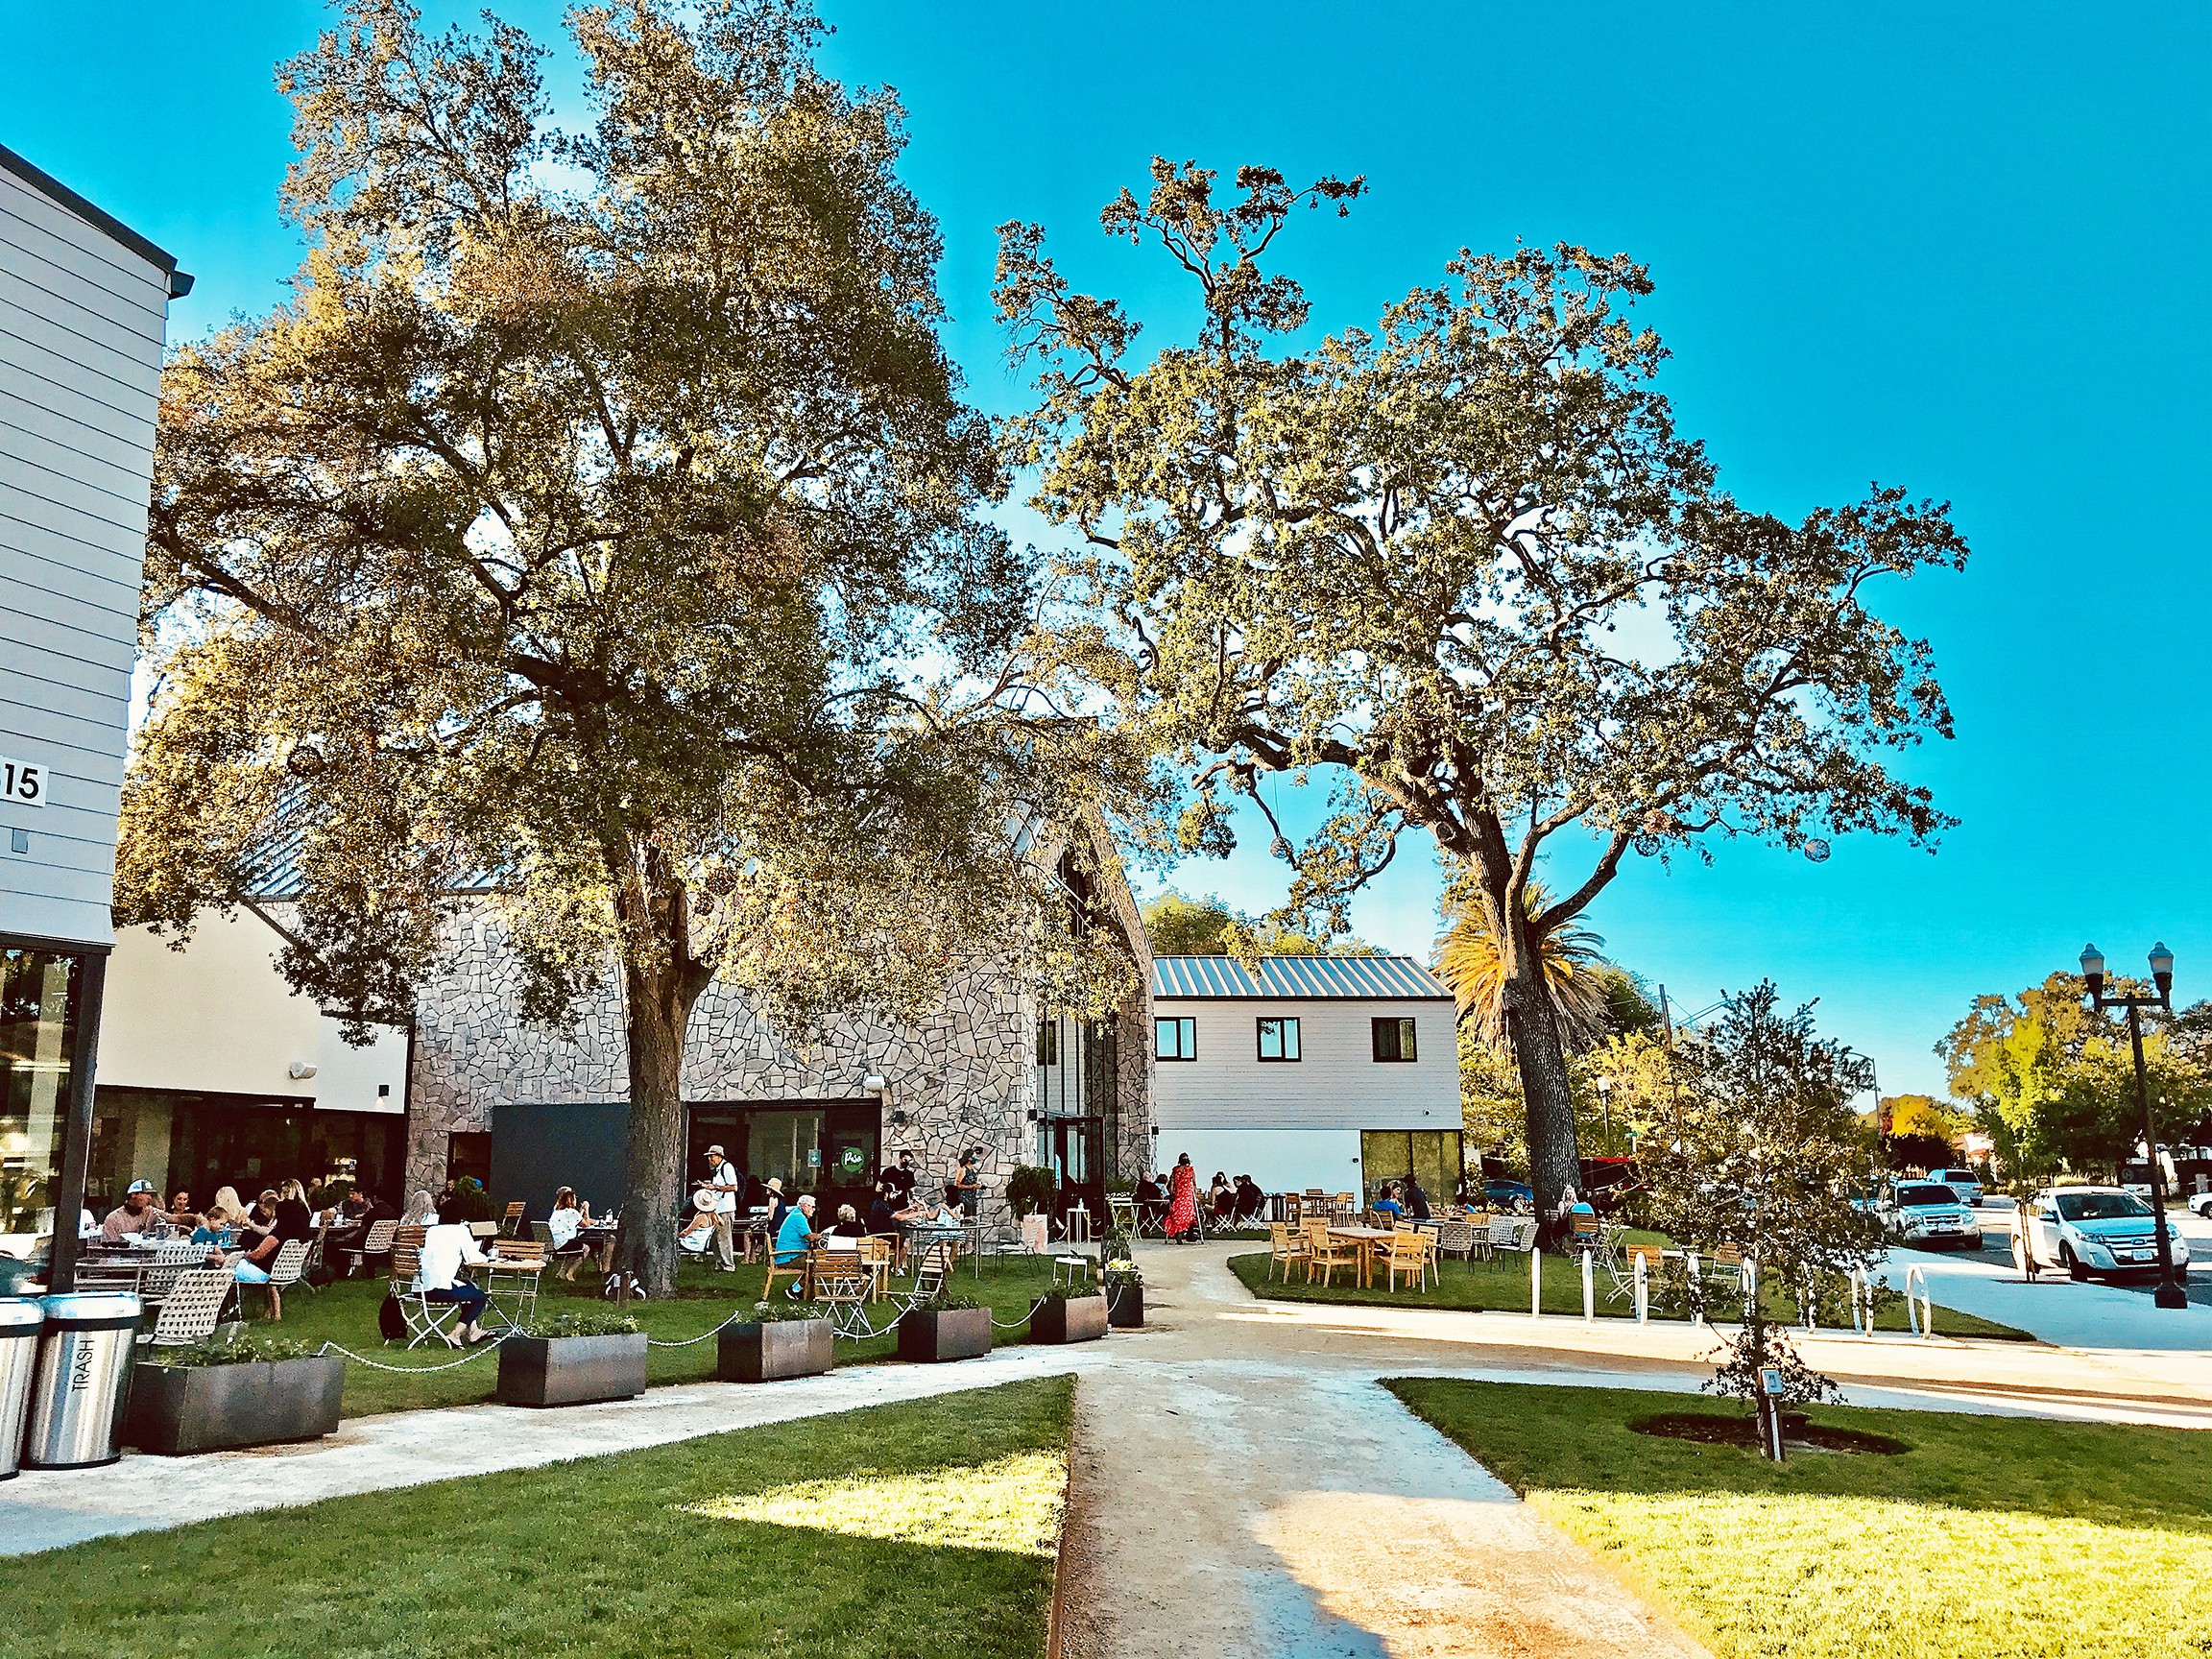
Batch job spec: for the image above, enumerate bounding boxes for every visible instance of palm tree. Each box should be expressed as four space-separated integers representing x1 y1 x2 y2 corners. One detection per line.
1435 882 1613 1054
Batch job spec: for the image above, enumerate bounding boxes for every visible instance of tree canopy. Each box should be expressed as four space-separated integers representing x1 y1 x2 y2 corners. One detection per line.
1137 888 1371 958
1938 974 2210 1185
122 0 1134 1291
997 159 1967 1213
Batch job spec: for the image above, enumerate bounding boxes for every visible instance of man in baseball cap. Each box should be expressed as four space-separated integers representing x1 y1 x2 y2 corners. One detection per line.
101 1179 162 1244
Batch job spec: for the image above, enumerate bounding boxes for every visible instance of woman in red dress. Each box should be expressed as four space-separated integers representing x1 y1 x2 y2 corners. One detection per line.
1164 1153 1201 1243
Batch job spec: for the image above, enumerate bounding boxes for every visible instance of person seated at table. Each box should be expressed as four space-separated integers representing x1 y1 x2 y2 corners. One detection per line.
677 1191 717 1256
274 1178 316 1243
866 1181 902 1236
165 1190 204 1233
210 1186 248 1226
228 1194 290 1314
416 1200 495 1344
1133 1172 1167 1231
401 1190 439 1228
324 1188 373 1247
762 1177 790 1232
1403 1174 1432 1223
1455 1172 1479 1211
101 1181 164 1244
770 1193 819 1295
828 1203 869 1239
1370 1182 1405 1224
1209 1172 1236 1222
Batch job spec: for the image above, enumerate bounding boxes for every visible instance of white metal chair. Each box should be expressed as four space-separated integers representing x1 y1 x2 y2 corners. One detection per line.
389 1242 464 1348
140 1238 209 1306
342 1217 397 1278
239 1238 310 1320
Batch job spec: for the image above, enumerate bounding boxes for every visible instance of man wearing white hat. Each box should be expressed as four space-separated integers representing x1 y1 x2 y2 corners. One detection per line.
702 1144 741 1272
101 1179 163 1244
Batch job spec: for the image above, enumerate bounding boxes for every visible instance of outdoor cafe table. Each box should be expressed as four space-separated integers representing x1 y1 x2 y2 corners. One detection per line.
1326 1226 1398 1289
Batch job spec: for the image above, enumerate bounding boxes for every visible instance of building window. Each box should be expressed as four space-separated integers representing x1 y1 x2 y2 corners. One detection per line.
447 1131 493 1188
1154 1016 1196 1061
1371 1017 1417 1063
1256 1017 1301 1062
1036 1020 1059 1067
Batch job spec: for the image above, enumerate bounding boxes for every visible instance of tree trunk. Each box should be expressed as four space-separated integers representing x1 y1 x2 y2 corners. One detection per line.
613 953 692 1296
1503 945 1582 1229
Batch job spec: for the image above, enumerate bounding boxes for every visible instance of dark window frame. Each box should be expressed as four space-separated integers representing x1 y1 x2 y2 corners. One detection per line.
1371 1017 1418 1063
1256 1016 1302 1062
1153 1016 1197 1062
1036 1019 1059 1067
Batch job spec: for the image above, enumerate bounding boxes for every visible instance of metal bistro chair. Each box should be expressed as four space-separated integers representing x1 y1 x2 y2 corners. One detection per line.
482 1237 547 1329
500 1200 528 1238
389 1242 464 1349
343 1218 398 1278
1431 1218 1477 1266
240 1238 310 1321
140 1238 210 1307
811 1250 878 1340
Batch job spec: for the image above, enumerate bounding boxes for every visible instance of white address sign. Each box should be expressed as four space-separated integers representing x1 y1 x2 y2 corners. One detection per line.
1 755 49 808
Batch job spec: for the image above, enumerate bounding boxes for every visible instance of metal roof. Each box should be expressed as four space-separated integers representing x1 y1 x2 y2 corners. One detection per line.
1151 954 1451 1000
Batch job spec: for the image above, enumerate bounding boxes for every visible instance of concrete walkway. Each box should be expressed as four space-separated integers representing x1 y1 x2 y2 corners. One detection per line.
0 1341 1108 1557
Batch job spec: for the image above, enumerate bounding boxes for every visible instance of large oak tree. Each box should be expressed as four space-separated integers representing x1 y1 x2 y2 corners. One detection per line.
998 161 1967 1214
123 0 1131 1292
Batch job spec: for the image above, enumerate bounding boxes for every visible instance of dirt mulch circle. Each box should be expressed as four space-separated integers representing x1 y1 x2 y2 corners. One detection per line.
1631 1410 1911 1455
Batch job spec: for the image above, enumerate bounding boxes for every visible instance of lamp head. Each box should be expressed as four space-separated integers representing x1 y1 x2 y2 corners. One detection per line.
2080 943 2106 1002
2150 941 2175 1004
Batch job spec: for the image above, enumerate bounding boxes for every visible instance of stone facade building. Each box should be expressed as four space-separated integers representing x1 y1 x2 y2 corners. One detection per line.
403 844 1154 1231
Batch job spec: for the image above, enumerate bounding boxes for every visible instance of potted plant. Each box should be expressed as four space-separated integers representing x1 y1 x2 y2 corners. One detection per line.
896 1292 993 1362
718 1299 834 1382
496 1308 646 1407
125 1334 346 1455
1027 1283 1108 1345
450 1176 496 1224
1103 1250 1144 1328
1007 1166 1058 1253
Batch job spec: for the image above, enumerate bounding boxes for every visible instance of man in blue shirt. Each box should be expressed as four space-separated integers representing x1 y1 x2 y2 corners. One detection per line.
772 1193 817 1296
1371 1182 1405 1223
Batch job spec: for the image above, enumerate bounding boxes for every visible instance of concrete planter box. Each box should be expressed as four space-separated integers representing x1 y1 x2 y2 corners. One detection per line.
1029 1293 1108 1345
717 1318 832 1382
496 1333 647 1407
1106 1283 1144 1328
125 1355 347 1455
897 1306 993 1363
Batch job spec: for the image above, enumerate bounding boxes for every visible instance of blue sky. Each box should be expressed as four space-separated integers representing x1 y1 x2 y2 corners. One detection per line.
8 1 2209 1098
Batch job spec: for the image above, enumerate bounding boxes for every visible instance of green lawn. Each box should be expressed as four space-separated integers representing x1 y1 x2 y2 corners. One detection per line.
1226 1248 2032 1339
1388 1379 2212 1659
253 1253 1069 1418
0 1376 1072 1659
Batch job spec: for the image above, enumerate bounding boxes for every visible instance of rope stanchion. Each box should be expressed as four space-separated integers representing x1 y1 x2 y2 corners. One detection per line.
317 1335 513 1374
988 1297 1046 1331
644 1308 751 1348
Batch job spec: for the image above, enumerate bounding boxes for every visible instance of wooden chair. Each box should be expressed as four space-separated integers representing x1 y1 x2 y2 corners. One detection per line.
811 1250 877 1339
389 1243 464 1348
1266 1221 1310 1283
858 1235 897 1302
1282 1192 1304 1226
1381 1230 1430 1292
138 1265 235 1349
241 1238 310 1321
1304 1221 1358 1287
500 1200 527 1238
761 1238 814 1304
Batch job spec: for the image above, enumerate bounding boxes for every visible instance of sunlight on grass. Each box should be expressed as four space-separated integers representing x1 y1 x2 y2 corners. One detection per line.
684 1449 1067 1558
1534 1488 2212 1659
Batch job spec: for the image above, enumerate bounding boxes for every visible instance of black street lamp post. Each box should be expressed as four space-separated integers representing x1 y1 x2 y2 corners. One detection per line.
2079 942 2191 1310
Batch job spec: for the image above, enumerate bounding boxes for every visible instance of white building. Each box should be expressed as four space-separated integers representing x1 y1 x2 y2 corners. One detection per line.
1148 954 1463 1201
0 142 188 1273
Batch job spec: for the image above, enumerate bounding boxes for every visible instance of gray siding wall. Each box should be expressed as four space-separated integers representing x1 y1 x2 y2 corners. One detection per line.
1149 997 1459 1132
0 166 171 948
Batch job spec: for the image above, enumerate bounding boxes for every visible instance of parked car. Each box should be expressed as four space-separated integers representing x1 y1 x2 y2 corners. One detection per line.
2018 1186 2193 1282
1925 1166 1984 1206
2190 1190 2212 1220
1879 1182 1983 1249
1481 1180 1534 1214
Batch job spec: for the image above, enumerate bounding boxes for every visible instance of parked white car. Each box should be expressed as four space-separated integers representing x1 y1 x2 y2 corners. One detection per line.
2191 1190 2212 1220
1925 1166 1984 1206
1880 1182 1983 1249
2018 1187 2193 1282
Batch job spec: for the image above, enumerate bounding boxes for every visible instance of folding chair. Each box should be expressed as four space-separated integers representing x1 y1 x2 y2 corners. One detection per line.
138 1265 236 1349
500 1200 527 1238
811 1251 878 1340
389 1243 464 1349
483 1238 546 1328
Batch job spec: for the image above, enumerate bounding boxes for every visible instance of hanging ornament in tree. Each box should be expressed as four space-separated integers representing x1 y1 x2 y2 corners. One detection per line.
1803 838 1832 863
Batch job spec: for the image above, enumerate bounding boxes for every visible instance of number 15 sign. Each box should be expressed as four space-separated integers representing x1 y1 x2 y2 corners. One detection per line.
1 755 49 807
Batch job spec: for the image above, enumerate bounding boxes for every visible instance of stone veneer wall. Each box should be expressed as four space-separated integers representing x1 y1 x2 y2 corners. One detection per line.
404 903 1042 1223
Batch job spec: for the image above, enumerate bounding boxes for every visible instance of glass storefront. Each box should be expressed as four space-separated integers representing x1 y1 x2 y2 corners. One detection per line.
685 1101 880 1212
86 1086 405 1214
1360 1129 1465 1208
0 947 83 1250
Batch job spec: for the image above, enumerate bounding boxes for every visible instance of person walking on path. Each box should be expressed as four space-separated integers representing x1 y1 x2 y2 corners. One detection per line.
702 1144 741 1272
1165 1153 1201 1243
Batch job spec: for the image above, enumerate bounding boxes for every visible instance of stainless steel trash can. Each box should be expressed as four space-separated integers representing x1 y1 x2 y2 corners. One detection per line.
0 1299 43 1479
24 1292 139 1471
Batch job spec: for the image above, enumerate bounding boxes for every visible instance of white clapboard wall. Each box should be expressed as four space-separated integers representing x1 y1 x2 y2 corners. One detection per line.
0 146 181 950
